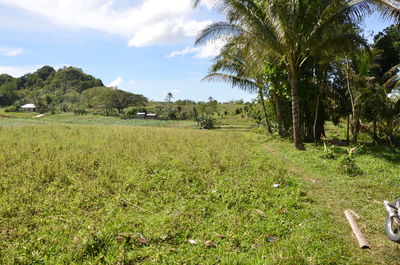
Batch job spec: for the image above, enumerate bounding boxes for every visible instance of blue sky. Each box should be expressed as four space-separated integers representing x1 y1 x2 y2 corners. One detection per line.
0 0 394 102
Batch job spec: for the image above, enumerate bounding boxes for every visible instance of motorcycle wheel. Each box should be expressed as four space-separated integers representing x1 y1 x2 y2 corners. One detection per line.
385 198 400 243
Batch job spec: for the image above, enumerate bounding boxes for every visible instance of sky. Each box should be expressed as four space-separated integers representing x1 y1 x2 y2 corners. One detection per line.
0 0 394 102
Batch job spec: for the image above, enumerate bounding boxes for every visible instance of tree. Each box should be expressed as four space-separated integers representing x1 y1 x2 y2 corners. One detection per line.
106 90 148 114
374 25 400 81
193 0 400 150
0 81 18 107
82 86 148 114
202 41 274 133
35 66 55 81
165 92 174 102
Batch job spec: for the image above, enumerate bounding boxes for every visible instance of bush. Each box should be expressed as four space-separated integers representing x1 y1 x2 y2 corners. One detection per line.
196 114 215 129
4 105 19 112
338 147 362 176
321 142 335 160
125 106 147 117
155 106 179 120
73 108 88 115
234 108 242 115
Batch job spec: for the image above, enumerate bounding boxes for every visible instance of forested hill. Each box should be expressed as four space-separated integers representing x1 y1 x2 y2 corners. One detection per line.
0 66 148 113
0 66 103 106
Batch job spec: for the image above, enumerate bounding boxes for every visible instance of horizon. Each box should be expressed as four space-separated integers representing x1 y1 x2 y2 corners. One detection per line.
0 0 393 102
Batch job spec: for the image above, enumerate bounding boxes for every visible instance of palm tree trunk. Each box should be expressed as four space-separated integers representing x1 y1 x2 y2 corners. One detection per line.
313 93 320 144
288 67 305 150
346 58 359 144
352 111 360 144
346 115 350 144
258 89 273 134
273 92 284 137
314 68 327 144
372 119 378 144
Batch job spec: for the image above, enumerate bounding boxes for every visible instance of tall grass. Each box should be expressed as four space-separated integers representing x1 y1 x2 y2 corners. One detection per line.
0 125 351 264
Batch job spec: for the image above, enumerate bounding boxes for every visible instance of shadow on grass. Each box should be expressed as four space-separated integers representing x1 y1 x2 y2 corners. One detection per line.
324 137 400 165
359 144 400 166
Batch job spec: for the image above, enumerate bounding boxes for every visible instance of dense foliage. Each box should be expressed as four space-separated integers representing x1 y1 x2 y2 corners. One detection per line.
0 66 148 114
193 0 400 148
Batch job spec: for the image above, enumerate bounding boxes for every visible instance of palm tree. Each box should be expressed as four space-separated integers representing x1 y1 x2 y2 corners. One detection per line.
193 0 400 150
203 42 274 133
359 58 400 144
165 92 174 102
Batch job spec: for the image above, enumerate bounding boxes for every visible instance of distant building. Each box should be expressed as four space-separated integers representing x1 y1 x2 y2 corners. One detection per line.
137 112 146 119
146 113 157 119
136 112 157 119
21 104 36 112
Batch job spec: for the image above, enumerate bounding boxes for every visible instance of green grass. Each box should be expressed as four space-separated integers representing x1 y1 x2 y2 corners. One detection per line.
262 138 400 264
0 112 195 128
0 125 354 264
1 114 400 264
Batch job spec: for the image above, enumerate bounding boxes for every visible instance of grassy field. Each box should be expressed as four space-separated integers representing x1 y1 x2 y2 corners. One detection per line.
1 115 400 264
0 112 195 128
0 125 312 264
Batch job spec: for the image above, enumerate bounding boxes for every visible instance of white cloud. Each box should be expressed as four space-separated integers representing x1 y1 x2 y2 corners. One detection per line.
194 39 226 58
0 65 42 77
166 46 199 58
0 47 24 56
109 76 123 88
166 39 227 59
0 0 213 47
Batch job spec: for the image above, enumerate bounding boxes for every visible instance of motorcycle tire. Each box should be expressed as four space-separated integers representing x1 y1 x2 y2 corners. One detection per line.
385 198 400 243
385 216 400 243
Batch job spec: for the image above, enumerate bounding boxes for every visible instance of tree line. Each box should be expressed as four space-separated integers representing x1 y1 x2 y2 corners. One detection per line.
193 0 400 149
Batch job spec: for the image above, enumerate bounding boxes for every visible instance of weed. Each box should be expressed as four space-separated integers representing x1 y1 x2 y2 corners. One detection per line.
339 155 362 176
321 142 336 160
338 147 362 177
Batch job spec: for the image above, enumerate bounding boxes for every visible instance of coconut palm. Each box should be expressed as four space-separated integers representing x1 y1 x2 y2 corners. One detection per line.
358 58 400 144
165 92 174 102
193 0 400 150
203 42 274 133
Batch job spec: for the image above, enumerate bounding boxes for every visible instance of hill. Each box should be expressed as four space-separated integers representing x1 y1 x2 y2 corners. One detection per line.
0 66 147 113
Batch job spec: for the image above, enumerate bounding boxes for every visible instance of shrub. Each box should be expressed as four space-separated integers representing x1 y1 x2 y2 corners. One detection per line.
125 106 147 117
73 108 88 115
321 142 335 160
235 108 242 115
338 147 362 176
4 105 19 112
196 114 215 129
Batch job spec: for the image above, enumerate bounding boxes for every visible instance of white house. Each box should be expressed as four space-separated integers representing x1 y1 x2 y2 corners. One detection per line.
137 112 146 119
21 104 36 112
146 113 157 119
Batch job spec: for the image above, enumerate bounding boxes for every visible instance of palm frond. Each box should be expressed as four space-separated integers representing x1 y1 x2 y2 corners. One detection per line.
202 73 259 93
195 22 243 45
